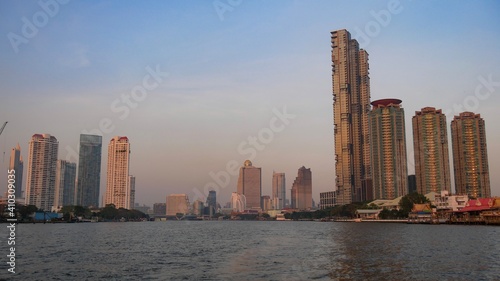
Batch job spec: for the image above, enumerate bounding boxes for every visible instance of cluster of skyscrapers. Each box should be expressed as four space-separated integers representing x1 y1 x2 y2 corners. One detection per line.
321 29 491 208
9 134 136 211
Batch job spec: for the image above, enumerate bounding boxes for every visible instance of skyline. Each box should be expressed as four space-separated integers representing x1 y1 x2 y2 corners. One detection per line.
1 1 500 206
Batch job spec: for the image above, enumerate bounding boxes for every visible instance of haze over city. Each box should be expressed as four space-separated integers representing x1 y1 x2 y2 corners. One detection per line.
1 0 499 206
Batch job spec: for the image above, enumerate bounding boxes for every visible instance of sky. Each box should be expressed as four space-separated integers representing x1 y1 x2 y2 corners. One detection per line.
1 0 499 207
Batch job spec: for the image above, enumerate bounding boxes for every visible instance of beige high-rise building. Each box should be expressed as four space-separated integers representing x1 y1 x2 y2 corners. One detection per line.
25 134 59 210
237 160 261 209
105 136 131 209
291 166 312 210
166 194 190 216
451 112 490 198
331 29 372 204
369 99 408 200
272 172 286 209
412 107 451 194
231 192 246 212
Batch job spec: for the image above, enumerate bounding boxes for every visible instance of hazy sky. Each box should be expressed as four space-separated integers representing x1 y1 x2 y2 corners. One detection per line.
1 0 499 207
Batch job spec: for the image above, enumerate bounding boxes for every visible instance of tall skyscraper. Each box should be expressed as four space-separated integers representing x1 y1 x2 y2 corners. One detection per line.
25 134 59 210
9 144 23 199
272 172 286 209
166 194 190 216
369 99 408 200
54 160 77 207
237 160 262 209
290 166 312 210
451 112 490 198
331 29 372 205
105 136 131 209
206 190 217 216
76 134 102 207
412 107 451 194
129 175 135 209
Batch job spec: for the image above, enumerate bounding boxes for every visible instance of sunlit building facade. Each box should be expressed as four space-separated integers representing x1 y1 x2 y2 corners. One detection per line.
105 136 131 209
272 172 286 209
231 192 246 212
166 194 190 216
291 166 312 210
237 160 261 209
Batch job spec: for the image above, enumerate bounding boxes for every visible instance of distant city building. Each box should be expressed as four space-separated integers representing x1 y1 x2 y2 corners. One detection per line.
54 160 77 207
291 166 312 210
206 190 217 216
231 192 246 212
105 136 132 209
434 190 468 212
153 203 167 216
331 29 372 205
261 195 272 212
129 175 136 209
75 134 102 208
166 194 190 216
9 144 23 199
369 99 408 200
25 134 59 210
451 112 491 198
320 191 336 209
192 200 204 217
272 172 286 209
237 160 261 209
412 107 451 194
133 203 150 214
408 175 417 194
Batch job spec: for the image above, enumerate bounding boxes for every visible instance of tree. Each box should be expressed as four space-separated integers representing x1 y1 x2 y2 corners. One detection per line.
398 192 430 218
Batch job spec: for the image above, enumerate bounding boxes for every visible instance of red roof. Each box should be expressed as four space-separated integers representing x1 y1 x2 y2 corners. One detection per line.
458 198 494 212
371 98 402 107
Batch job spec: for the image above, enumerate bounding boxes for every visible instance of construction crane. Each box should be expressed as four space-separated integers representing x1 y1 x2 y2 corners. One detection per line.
0 122 6 136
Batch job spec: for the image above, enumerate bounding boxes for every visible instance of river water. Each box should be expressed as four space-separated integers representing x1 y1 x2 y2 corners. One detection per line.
1 221 499 280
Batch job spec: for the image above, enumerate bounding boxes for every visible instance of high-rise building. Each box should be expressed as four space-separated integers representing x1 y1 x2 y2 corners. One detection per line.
75 134 102 208
9 144 23 199
451 112 490 198
206 190 217 216
272 172 286 209
331 29 372 205
25 134 59 210
153 203 167 216
412 107 451 194
408 175 417 194
261 195 272 211
231 192 246 212
237 160 261 209
291 166 312 210
105 136 131 209
129 175 135 209
166 194 190 216
369 99 408 200
54 160 77 207
192 200 204 217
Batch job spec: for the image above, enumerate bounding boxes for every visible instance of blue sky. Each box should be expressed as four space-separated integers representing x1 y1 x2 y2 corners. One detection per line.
1 0 499 206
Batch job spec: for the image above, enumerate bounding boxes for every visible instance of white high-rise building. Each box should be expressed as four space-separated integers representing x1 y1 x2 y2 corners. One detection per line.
231 192 246 212
105 136 131 209
25 134 59 210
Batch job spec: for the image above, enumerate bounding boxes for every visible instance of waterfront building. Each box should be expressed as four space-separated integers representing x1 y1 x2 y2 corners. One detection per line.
166 194 190 216
331 29 372 204
369 99 408 200
320 191 336 209
291 166 312 210
272 172 286 209
451 112 490 198
237 160 261 209
434 190 468 212
153 203 166 216
261 195 272 212
25 134 59 210
9 144 23 199
206 190 217 216
231 192 246 212
54 160 77 207
412 107 451 194
105 136 132 209
75 134 102 208
192 200 204 217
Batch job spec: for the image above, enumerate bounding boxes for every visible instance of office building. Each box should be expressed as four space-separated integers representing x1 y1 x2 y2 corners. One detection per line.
237 160 261 209
206 190 217 216
54 160 77 207
272 172 286 209
369 99 408 200
451 112 490 198
129 175 135 210
166 194 190 216
75 134 102 207
105 136 131 209
331 29 372 204
192 200 204 217
9 144 23 199
412 107 451 194
291 166 312 210
25 134 59 210
231 192 246 212
261 195 272 212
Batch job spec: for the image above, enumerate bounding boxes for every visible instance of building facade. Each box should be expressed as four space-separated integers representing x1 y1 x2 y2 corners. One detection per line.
272 172 286 209
231 192 246 212
129 175 135 210
25 134 59 210
206 190 217 216
331 29 372 205
105 136 131 209
291 166 312 210
261 195 272 212
54 160 77 207
9 144 23 199
451 112 490 198
76 134 102 208
369 99 408 200
320 191 336 209
237 160 261 209
166 194 190 216
153 203 167 216
412 107 451 194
